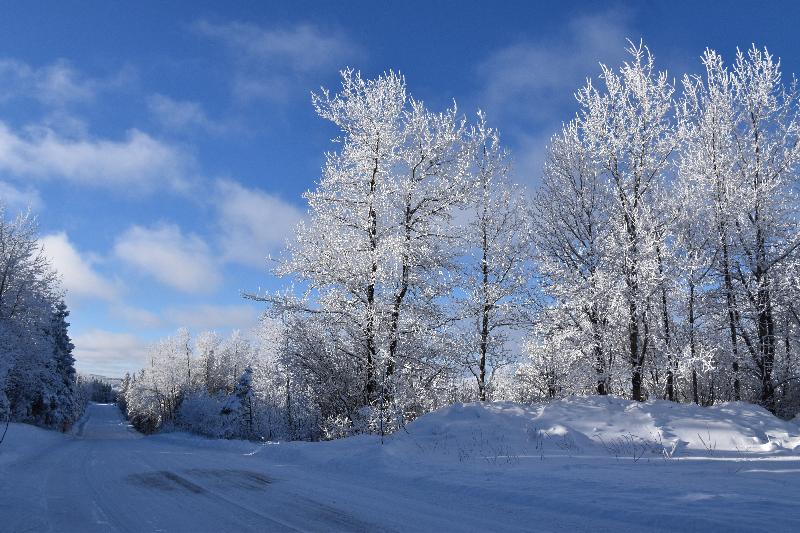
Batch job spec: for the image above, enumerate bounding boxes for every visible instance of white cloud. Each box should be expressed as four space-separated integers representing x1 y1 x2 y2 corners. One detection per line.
164 303 260 331
114 223 221 293
72 329 149 377
0 122 191 190
232 75 293 103
215 179 303 267
40 232 118 302
193 20 360 102
0 180 41 211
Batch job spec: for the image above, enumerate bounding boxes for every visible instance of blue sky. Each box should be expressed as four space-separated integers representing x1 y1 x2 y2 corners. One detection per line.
1 1 799 376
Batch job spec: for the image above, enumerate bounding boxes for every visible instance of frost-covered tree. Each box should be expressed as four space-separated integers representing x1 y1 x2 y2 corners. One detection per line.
231 366 254 436
458 113 534 401
725 46 800 409
122 328 298 439
258 69 473 432
0 206 80 431
575 42 676 401
280 69 409 407
533 120 617 396
678 46 800 411
678 49 743 401
43 301 78 429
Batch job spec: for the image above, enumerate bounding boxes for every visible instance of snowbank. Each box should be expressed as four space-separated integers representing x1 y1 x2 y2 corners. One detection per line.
0 422 67 468
384 396 800 463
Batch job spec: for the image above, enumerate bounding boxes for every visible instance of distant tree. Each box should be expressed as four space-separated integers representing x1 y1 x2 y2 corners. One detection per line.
45 301 79 429
233 366 254 436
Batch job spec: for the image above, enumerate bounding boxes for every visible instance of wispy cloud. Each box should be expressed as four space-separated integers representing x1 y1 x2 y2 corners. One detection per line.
193 20 356 72
193 20 360 103
215 179 303 268
477 9 633 182
0 122 192 191
478 11 631 124
0 58 134 107
114 223 222 293
0 180 41 211
147 93 233 135
479 10 631 127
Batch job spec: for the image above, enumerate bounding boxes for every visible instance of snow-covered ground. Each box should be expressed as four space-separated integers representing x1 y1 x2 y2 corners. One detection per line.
1 398 799 532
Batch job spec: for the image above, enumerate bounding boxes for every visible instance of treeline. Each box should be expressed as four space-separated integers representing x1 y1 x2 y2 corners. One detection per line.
81 377 117 403
0 207 82 432
125 42 800 442
119 329 299 438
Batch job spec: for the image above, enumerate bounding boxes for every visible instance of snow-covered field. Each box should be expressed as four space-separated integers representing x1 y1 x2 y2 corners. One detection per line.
1 398 799 532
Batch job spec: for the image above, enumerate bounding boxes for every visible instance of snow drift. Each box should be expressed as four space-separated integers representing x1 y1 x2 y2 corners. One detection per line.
385 396 800 462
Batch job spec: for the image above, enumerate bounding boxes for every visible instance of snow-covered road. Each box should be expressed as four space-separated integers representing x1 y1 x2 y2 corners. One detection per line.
0 404 380 532
2 399 800 532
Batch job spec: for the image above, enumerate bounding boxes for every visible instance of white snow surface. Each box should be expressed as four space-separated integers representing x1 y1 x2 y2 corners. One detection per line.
1 397 799 532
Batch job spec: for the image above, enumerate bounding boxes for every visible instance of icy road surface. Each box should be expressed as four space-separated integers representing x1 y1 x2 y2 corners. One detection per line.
2 400 800 532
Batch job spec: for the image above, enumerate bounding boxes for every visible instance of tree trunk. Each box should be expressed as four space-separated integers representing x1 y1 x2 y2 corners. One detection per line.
478 235 490 402
756 269 776 409
589 306 607 395
657 247 674 401
720 243 741 401
688 281 698 404
364 149 380 404
752 125 775 411
630 299 642 401
387 194 413 383
620 201 644 402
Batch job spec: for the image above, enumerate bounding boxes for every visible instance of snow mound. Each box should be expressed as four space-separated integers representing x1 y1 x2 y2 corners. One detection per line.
0 422 67 468
389 396 800 461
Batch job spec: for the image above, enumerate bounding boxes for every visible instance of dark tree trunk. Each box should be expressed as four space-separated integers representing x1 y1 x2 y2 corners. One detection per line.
387 194 413 383
478 234 490 402
364 148 380 404
657 247 674 401
620 200 644 402
590 307 607 395
688 281 698 404
751 125 775 411
756 270 776 409
720 244 742 401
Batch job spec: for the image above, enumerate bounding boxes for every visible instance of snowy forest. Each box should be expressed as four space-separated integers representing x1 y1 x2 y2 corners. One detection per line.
12 42 797 443
0 207 82 434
